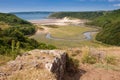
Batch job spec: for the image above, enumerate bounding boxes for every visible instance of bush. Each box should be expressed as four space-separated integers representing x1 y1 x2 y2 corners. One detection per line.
105 55 117 65
47 44 56 50
81 52 97 64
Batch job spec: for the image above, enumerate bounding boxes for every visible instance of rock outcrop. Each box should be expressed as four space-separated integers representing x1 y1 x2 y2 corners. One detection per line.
0 49 67 80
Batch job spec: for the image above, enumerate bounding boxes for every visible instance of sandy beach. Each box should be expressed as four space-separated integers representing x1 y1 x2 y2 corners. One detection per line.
29 18 85 26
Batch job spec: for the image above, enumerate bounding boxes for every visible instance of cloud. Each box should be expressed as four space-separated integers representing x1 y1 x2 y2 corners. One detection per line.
108 0 120 2
113 3 120 6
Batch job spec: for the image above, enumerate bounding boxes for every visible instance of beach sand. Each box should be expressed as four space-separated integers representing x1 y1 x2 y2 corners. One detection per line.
29 18 84 26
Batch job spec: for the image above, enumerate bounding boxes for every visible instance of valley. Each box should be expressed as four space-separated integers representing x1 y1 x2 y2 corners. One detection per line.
0 9 120 80
30 19 107 48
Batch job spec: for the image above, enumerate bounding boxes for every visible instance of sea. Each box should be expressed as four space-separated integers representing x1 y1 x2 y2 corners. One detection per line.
11 12 53 21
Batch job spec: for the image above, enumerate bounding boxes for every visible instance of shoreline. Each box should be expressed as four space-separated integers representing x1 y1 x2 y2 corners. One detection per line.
29 18 85 26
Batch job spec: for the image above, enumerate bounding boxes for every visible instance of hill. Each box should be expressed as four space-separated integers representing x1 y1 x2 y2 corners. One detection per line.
0 13 33 29
89 9 120 46
49 11 104 20
0 13 35 35
0 13 56 62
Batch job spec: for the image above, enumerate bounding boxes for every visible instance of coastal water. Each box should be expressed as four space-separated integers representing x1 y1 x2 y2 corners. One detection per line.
12 12 53 20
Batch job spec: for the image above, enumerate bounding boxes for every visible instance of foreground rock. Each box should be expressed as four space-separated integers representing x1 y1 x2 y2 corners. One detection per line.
0 49 67 80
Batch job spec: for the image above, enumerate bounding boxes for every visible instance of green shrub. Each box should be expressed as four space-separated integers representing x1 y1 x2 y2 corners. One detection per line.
47 44 56 50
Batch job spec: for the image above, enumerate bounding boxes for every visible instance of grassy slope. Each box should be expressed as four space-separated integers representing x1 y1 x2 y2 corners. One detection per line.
0 13 32 28
90 9 120 46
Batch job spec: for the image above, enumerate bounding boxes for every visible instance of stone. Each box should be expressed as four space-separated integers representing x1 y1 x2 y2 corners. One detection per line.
0 49 67 80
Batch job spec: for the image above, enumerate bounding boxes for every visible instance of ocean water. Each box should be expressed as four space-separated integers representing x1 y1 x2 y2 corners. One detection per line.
12 12 53 20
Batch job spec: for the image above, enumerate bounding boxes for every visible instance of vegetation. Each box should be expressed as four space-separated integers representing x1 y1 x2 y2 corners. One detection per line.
81 52 97 64
31 25 105 48
0 13 56 62
80 47 119 65
50 9 120 46
105 55 117 65
49 11 104 20
0 13 33 27
81 47 97 64
90 9 120 46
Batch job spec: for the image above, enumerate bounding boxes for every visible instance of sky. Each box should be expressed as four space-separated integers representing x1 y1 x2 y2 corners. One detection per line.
0 0 120 13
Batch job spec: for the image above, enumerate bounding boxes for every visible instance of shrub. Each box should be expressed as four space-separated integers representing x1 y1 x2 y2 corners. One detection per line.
81 52 97 64
47 44 56 50
104 55 117 65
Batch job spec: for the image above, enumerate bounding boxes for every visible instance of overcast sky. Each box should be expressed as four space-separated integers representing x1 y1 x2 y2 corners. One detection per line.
0 0 120 12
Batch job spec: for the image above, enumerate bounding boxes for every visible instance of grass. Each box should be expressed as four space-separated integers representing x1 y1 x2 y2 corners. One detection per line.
0 55 12 65
31 25 108 48
50 25 93 39
8 68 55 80
94 63 120 71
0 21 10 29
68 46 120 71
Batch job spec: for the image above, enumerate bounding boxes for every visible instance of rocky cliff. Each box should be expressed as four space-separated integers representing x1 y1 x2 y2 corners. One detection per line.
0 49 67 80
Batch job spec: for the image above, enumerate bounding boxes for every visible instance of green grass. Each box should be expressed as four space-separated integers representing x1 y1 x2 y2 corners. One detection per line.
50 25 93 39
31 25 108 48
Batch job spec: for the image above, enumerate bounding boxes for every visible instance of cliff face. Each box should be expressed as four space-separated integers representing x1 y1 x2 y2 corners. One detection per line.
0 49 67 80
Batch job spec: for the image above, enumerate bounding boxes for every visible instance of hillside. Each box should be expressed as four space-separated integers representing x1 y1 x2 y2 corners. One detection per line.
49 11 104 20
0 13 56 64
0 13 36 35
90 9 120 46
49 9 120 46
0 13 33 29
0 48 120 80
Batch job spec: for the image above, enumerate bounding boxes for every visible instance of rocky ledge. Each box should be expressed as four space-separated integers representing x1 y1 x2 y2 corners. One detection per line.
0 49 67 80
